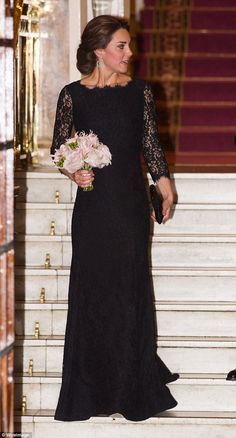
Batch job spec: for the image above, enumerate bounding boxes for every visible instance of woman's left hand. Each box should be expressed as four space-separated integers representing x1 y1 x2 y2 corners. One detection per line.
151 176 174 224
150 197 172 224
161 198 172 223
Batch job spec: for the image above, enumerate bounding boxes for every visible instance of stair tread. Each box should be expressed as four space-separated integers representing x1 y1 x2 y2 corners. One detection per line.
15 168 236 177
15 266 236 273
145 77 236 82
15 334 236 346
15 202 75 209
14 266 236 276
160 335 236 343
15 300 236 311
14 234 236 242
14 409 236 422
138 29 236 34
153 266 236 273
15 266 71 273
14 372 232 382
158 102 236 107
144 76 236 81
14 202 236 209
47 126 236 134
135 52 236 58
15 166 60 176
139 51 236 57
160 126 236 131
143 6 236 11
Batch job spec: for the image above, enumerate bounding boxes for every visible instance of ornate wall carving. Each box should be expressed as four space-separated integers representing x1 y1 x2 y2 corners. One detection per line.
38 0 69 147
88 0 124 18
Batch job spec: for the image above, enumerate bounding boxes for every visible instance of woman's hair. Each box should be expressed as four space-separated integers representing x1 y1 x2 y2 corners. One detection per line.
76 15 130 75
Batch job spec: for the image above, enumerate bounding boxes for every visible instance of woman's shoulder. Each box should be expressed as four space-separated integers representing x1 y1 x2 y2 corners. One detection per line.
132 78 152 93
57 80 85 103
62 80 81 94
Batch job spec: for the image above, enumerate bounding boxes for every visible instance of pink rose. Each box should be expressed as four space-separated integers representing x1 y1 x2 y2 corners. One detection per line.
64 150 83 173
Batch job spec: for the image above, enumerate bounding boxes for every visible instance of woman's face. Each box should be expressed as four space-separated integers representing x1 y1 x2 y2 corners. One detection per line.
97 28 133 74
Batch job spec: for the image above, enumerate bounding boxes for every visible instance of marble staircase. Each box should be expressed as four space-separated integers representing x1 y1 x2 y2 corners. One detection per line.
14 168 236 437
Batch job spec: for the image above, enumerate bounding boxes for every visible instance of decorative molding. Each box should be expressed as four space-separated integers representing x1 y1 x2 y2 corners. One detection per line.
69 0 82 82
87 0 129 20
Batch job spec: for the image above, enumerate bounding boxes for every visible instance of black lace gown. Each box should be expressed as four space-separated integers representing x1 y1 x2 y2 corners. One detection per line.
51 79 178 422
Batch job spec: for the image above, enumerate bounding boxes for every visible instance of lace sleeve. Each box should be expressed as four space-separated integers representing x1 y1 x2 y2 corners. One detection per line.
142 82 170 181
50 86 73 159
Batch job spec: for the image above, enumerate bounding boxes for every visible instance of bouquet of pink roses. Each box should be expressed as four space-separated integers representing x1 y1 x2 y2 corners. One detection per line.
52 131 112 191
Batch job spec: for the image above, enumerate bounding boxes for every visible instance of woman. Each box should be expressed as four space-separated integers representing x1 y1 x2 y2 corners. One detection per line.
51 14 178 422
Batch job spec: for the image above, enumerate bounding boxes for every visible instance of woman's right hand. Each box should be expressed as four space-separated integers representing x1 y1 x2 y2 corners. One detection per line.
73 169 95 188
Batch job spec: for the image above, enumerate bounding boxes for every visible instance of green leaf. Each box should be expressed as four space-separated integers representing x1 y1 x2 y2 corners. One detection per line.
68 141 78 150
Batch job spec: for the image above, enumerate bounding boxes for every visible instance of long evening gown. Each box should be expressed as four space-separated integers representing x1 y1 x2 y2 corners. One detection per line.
50 78 178 422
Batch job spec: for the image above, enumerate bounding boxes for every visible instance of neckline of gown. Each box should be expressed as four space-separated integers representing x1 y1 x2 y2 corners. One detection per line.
78 78 134 91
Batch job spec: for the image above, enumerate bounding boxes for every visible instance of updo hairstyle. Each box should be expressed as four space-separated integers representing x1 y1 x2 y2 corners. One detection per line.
76 15 130 75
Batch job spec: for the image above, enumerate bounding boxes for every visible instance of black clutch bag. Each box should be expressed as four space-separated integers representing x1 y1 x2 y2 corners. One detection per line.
149 184 164 224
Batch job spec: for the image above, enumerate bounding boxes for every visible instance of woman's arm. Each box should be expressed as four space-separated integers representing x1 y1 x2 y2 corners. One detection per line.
51 87 94 187
51 86 74 156
155 176 174 223
142 82 174 222
51 86 75 181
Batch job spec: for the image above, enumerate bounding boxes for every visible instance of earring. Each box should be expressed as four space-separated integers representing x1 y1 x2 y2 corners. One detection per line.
96 58 103 68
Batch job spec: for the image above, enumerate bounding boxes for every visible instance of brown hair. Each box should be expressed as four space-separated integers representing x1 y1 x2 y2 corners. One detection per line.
76 15 130 75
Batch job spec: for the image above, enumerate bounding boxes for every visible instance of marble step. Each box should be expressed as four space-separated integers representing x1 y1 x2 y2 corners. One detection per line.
152 268 236 302
15 203 73 236
14 410 236 438
15 169 236 204
14 202 236 235
15 301 236 337
14 234 236 269
15 267 236 302
171 173 236 204
15 168 76 204
14 335 236 375
13 373 236 412
15 267 70 301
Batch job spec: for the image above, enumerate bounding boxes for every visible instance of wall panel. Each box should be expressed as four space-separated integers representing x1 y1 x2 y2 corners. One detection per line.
0 0 14 433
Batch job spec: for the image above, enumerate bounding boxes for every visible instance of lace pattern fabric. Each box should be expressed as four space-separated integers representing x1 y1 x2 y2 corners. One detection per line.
50 86 73 157
50 80 170 183
142 83 170 182
52 78 178 422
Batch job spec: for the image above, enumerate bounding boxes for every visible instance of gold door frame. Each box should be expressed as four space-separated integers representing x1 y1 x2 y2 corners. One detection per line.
14 0 41 168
